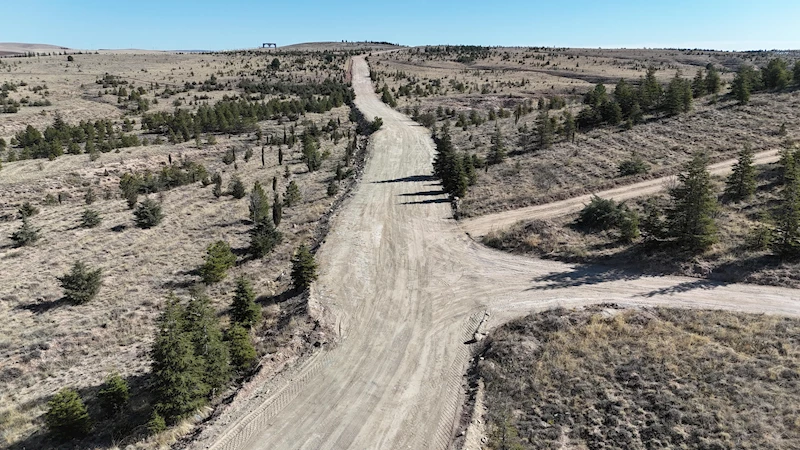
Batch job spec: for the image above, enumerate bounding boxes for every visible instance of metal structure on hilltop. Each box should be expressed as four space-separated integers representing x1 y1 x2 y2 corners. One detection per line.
262 43 277 48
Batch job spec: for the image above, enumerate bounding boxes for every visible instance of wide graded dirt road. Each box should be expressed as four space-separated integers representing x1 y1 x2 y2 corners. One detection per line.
197 57 800 450
461 149 782 238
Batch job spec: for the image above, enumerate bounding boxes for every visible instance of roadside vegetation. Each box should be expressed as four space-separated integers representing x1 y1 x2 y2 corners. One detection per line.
0 46 369 449
478 305 800 449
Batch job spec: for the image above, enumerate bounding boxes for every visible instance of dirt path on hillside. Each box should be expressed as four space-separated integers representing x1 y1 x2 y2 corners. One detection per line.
461 149 782 238
192 57 800 450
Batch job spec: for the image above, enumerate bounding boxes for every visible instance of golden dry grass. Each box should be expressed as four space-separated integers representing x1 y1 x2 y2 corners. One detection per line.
479 305 800 449
0 48 361 448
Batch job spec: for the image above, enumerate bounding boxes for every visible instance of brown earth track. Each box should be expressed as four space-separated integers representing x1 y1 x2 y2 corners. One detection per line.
194 56 800 450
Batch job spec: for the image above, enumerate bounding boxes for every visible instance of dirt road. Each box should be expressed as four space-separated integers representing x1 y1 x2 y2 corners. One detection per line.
461 149 782 238
195 57 800 450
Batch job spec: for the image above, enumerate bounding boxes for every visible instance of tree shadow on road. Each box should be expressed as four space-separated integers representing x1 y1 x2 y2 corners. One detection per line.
373 174 437 184
402 198 451 205
635 279 722 298
526 264 645 291
398 190 444 197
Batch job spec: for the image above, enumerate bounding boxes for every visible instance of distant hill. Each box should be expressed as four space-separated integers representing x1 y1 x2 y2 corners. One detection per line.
0 42 71 56
277 41 403 51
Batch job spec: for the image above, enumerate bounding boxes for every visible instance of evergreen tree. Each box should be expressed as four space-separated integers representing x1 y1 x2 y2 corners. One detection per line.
537 111 556 147
98 372 130 415
773 150 800 256
84 188 96 205
249 219 282 258
134 198 163 228
283 180 301 207
562 111 576 143
732 65 759 104
18 201 39 219
200 240 236 284
11 217 40 247
724 144 757 202
229 175 246 199
663 72 692 116
705 65 721 94
667 152 718 251
227 324 257 374
119 173 140 209
794 61 800 85
151 295 207 422
291 244 318 291
463 153 477 186
80 208 102 228
272 193 282 226
249 181 270 224
487 124 506 165
763 58 791 90
301 134 322 172
692 69 707 98
231 277 261 328
638 66 663 111
613 78 636 118
147 411 166 435
183 293 230 397
45 388 91 440
58 261 102 305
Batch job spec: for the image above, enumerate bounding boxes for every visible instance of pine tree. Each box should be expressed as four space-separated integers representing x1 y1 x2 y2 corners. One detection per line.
18 201 39 218
249 219 282 258
134 198 163 228
773 150 800 256
291 244 318 291
227 324 257 374
732 65 758 104
562 111 576 143
58 261 102 305
638 66 663 111
45 388 91 440
724 144 757 202
463 153 477 186
249 181 270 224
11 217 40 247
80 208 102 228
667 152 718 252
705 65 721 94
487 124 506 165
200 240 236 284
84 188 96 205
272 193 282 227
151 296 207 422
229 175 246 199
231 277 261 328
763 58 790 90
283 180 301 207
183 293 230 397
537 111 555 148
692 69 707 97
98 372 130 415
794 61 800 86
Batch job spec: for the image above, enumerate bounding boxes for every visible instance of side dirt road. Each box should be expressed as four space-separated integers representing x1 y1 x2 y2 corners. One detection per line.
460 149 782 238
193 57 800 450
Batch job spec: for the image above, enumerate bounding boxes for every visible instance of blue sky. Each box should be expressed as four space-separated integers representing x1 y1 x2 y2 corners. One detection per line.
4 0 799 51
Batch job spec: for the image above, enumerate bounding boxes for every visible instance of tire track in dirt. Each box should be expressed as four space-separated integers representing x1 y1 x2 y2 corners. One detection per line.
460 149 782 238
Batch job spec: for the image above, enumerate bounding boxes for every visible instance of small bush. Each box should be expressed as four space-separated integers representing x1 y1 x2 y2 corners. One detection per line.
80 208 102 228
229 175 246 199
617 154 650 177
58 261 102 305
11 217 40 247
327 180 339 197
200 240 236 284
98 372 130 414
147 411 166 435
249 221 282 258
45 388 91 440
227 325 257 374
18 201 39 218
133 198 163 228
84 188 96 205
283 180 301 207
576 196 625 231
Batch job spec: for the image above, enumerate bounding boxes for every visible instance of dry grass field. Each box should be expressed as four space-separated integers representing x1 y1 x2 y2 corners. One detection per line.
475 305 800 449
0 45 372 448
370 47 800 218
